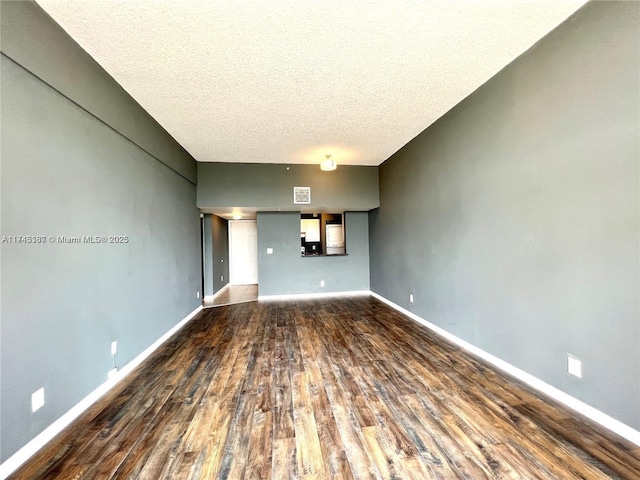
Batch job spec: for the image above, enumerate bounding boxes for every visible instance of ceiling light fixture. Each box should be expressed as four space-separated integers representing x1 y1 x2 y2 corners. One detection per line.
320 154 337 171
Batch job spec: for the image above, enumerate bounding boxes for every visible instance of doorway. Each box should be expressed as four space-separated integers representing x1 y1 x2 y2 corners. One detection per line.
229 220 258 285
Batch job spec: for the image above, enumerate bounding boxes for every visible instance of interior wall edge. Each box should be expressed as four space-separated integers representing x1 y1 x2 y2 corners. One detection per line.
205 282 230 302
0 1 197 183
0 52 196 187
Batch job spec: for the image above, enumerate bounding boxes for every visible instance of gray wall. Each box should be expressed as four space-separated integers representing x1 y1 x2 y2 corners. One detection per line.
211 215 230 293
203 215 214 296
0 1 196 183
198 162 379 211
203 214 229 297
258 212 369 296
370 1 639 428
1 2 201 462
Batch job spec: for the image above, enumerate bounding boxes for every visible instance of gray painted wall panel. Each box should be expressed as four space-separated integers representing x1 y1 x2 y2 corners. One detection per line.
212 215 229 293
203 214 229 296
0 8 200 462
198 163 379 211
370 2 639 428
258 212 369 296
203 215 214 296
0 1 197 183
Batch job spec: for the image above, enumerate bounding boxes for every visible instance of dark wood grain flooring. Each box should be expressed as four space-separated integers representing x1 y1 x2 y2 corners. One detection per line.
10 296 640 479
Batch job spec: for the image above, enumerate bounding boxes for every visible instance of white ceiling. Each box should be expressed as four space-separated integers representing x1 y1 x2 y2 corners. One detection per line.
37 0 587 167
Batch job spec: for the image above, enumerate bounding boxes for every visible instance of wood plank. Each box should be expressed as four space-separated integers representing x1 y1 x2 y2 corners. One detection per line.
218 393 256 479
292 371 326 479
272 438 297 480
273 368 295 440
245 410 273 480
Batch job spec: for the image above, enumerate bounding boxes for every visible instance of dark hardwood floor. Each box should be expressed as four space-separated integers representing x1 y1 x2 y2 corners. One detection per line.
10 297 640 479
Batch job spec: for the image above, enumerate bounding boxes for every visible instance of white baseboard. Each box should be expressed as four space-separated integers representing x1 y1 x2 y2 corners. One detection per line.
203 283 230 303
258 290 370 301
214 283 230 297
370 291 640 447
0 304 203 480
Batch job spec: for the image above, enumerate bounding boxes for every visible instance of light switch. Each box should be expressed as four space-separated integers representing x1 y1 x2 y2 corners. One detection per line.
267 248 273 254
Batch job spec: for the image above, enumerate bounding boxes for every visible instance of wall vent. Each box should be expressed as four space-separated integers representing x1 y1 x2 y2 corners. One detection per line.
293 186 311 204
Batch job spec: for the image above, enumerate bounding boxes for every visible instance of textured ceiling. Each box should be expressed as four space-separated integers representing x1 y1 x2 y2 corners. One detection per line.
37 0 587 166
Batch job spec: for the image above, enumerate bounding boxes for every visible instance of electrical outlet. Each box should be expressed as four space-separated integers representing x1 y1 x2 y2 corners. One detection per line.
267 248 273 254
567 354 582 378
320 280 325 287
111 341 118 356
196 291 200 299
409 294 414 303
221 259 224 263
221 276 224 281
31 387 45 412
